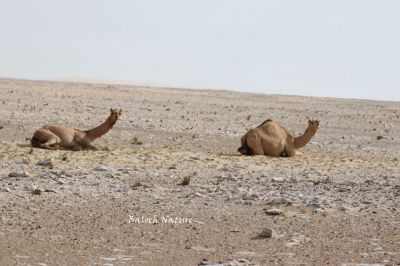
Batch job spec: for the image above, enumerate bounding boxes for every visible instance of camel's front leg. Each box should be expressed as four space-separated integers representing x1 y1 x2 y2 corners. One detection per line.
33 129 61 150
40 144 57 150
40 137 62 150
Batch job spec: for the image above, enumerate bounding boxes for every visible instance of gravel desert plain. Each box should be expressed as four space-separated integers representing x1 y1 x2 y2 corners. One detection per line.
0 78 399 266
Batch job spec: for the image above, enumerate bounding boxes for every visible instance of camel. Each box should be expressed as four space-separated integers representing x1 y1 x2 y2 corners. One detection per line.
31 108 122 150
238 119 319 157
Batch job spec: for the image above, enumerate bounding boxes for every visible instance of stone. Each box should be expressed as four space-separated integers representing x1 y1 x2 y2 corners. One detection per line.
132 182 142 189
2 187 11 192
271 177 285 182
266 196 287 205
36 158 54 166
32 188 42 195
243 193 259 201
265 208 283 215
314 208 326 216
93 165 111 172
8 171 31 177
198 258 253 266
258 227 276 238
25 184 37 191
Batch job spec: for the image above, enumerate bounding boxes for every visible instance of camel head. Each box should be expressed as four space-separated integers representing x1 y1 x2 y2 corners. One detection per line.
109 108 122 124
308 119 319 131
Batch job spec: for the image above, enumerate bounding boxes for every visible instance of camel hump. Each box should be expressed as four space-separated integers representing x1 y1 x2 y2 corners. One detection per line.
257 119 272 127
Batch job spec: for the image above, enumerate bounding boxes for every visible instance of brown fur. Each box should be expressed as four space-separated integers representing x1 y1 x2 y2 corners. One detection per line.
31 108 122 151
31 136 42 148
238 119 319 157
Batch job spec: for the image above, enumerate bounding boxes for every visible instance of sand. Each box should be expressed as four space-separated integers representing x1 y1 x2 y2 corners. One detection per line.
0 78 399 265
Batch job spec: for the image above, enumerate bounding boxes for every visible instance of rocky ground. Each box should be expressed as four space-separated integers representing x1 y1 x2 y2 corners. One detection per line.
0 78 399 266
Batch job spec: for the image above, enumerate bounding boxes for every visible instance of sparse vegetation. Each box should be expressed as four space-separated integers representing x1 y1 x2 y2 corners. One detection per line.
180 176 191 186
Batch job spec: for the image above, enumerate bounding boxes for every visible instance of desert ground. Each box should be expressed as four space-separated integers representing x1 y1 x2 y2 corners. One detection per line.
0 78 399 266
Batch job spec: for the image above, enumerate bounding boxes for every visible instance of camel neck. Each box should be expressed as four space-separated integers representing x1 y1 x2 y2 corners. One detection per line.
85 116 115 141
294 127 317 149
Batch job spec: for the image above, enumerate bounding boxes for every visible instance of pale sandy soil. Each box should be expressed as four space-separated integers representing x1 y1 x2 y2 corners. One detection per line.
0 78 399 266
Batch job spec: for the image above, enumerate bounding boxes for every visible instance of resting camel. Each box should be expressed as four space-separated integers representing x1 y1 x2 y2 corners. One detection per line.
31 108 122 150
238 119 319 157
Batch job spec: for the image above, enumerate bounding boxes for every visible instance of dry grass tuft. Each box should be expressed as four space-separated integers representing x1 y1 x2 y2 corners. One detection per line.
180 176 191 186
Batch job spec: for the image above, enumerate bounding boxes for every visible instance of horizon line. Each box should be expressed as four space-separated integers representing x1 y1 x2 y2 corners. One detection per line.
0 75 398 103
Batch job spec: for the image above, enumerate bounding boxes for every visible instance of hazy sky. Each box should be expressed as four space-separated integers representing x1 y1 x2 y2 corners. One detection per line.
1 0 399 101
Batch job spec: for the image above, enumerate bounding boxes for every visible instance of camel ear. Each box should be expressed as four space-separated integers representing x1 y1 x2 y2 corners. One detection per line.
110 108 113 113
119 109 122 115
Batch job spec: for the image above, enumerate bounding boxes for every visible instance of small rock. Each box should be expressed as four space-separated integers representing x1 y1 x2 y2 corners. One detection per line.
25 184 37 191
199 258 252 266
271 177 285 182
266 196 287 205
36 158 54 166
32 188 42 195
361 199 373 204
132 182 142 189
314 208 326 216
131 137 143 145
305 196 329 208
93 165 111 172
265 208 283 215
376 135 384 140
8 171 31 177
243 193 259 201
258 227 276 238
360 252 369 258
198 260 223 266
2 187 11 192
